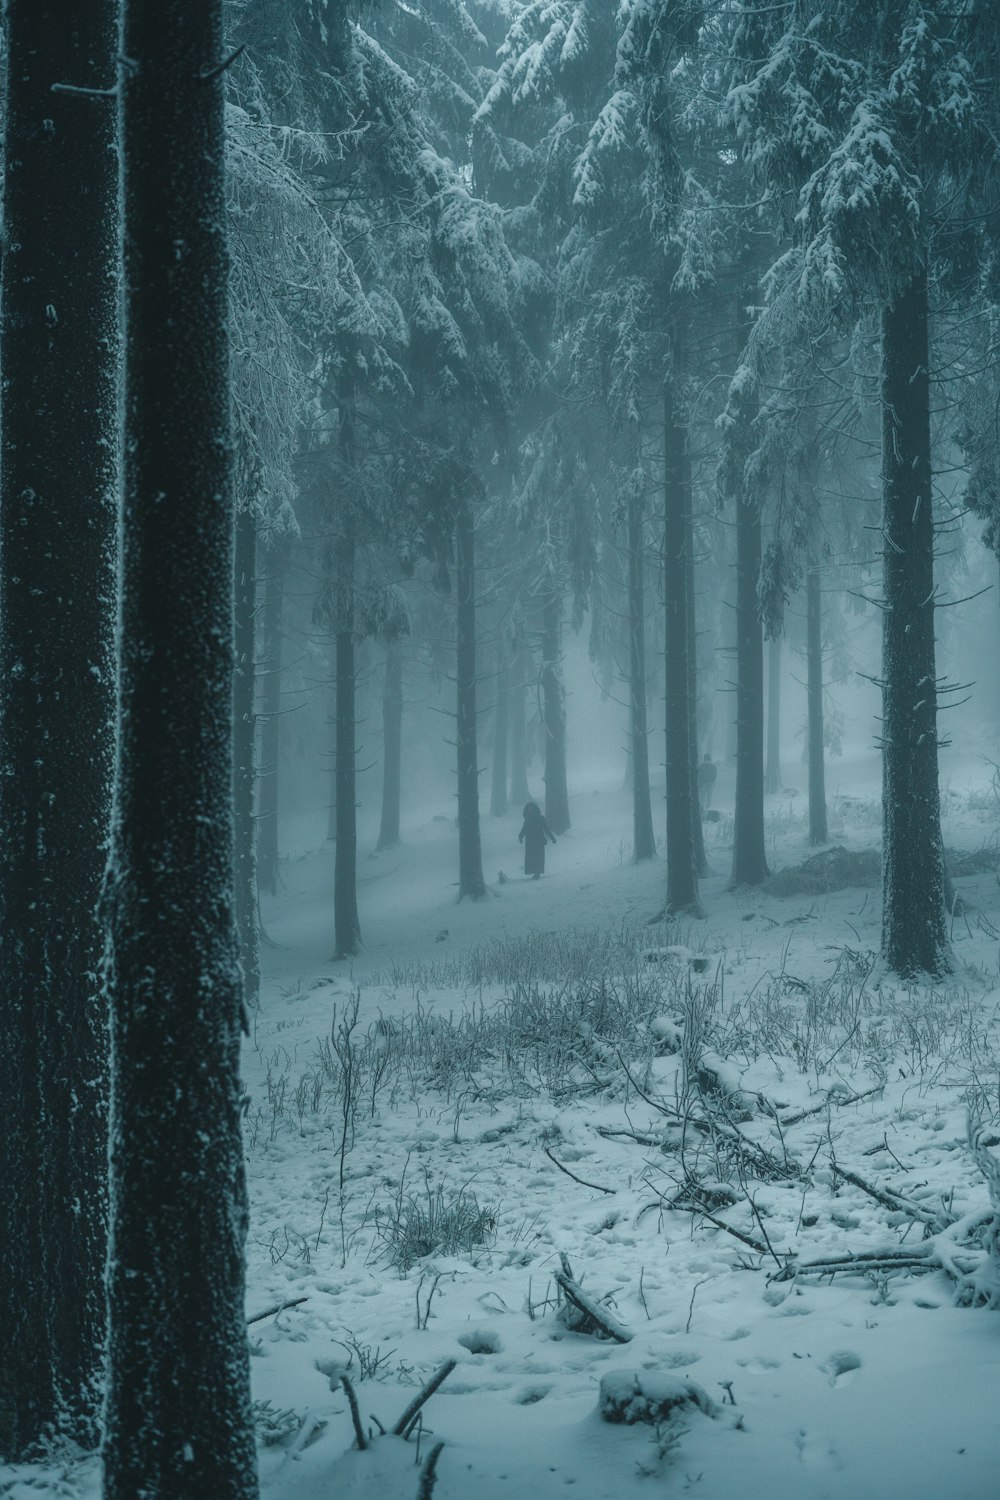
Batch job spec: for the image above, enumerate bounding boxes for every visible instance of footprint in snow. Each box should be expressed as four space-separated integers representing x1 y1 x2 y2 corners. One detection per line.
822 1349 862 1386
796 1428 842 1470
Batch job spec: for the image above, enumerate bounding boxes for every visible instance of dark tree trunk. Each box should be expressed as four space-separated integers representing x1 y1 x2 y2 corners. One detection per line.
765 633 782 794
0 0 117 1459
327 681 338 843
456 497 487 898
806 559 829 846
490 655 510 817
880 267 948 977
730 470 768 885
509 654 531 804
663 375 702 915
333 530 361 955
233 508 259 1006
104 4 258 1495
684 437 708 878
627 473 657 860
377 637 403 849
541 590 571 834
256 538 285 895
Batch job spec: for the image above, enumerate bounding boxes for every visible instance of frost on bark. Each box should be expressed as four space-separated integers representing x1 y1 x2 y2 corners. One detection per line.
806 558 828 846
257 537 286 894
879 267 948 978
0 0 117 1459
234 506 260 1006
663 374 701 915
541 589 571 835
456 497 487 899
103 2 258 1495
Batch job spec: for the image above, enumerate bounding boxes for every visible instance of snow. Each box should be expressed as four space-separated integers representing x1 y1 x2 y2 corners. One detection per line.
8 753 1000 1498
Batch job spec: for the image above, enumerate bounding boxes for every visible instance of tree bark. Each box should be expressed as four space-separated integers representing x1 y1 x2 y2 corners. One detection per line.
541 589 571 834
490 655 510 817
333 527 361 955
104 4 258 1495
377 636 403 849
627 471 657 860
256 537 285 895
233 508 259 1007
0 0 117 1459
765 633 782 794
664 374 702 914
880 267 948 977
806 559 828 845
509 653 531 804
456 497 487 898
684 436 708 878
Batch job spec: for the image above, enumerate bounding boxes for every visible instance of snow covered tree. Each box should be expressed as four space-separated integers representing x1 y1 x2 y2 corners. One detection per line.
730 0 990 976
0 0 118 1459
103 1 257 1493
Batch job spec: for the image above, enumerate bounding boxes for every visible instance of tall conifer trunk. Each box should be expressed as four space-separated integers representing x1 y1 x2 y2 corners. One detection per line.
765 634 782 794
377 637 403 849
257 538 285 894
104 3 258 1493
333 526 360 955
806 558 828 846
333 364 361 957
456 497 487 898
684 436 708 877
490 656 510 816
509 654 531 804
663 372 701 914
541 589 571 834
880 267 948 976
627 474 656 860
0 0 117 1458
233 507 259 1006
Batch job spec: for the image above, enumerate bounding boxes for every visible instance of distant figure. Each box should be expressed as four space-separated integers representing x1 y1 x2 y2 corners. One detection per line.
519 800 556 879
697 752 717 814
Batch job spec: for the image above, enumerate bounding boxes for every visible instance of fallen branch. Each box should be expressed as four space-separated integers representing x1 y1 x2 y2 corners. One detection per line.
555 1255 633 1343
832 1163 949 1230
416 1442 445 1500
340 1375 367 1451
246 1295 308 1325
393 1360 457 1438
778 1086 883 1127
544 1146 615 1195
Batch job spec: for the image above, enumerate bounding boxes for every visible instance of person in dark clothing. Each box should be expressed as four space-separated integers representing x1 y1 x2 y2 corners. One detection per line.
519 800 556 878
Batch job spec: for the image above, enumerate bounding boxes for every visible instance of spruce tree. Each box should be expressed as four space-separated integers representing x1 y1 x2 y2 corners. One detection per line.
0 0 118 1458
103 1 258 1493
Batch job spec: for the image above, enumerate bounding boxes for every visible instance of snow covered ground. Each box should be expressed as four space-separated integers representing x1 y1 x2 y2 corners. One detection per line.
8 750 1000 1499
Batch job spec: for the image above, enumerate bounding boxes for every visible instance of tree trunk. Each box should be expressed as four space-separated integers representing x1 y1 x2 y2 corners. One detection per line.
765 633 782 794
104 5 258 1495
509 654 531 804
233 508 259 1007
0 0 117 1460
880 267 948 977
377 637 403 849
663 375 702 915
806 559 829 846
627 472 657 860
541 589 571 834
490 655 510 817
256 537 285 895
456 497 487 898
333 529 361 955
730 471 768 885
684 436 708 878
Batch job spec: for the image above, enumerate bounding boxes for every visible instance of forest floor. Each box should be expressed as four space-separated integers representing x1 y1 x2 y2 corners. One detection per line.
8 752 1000 1499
